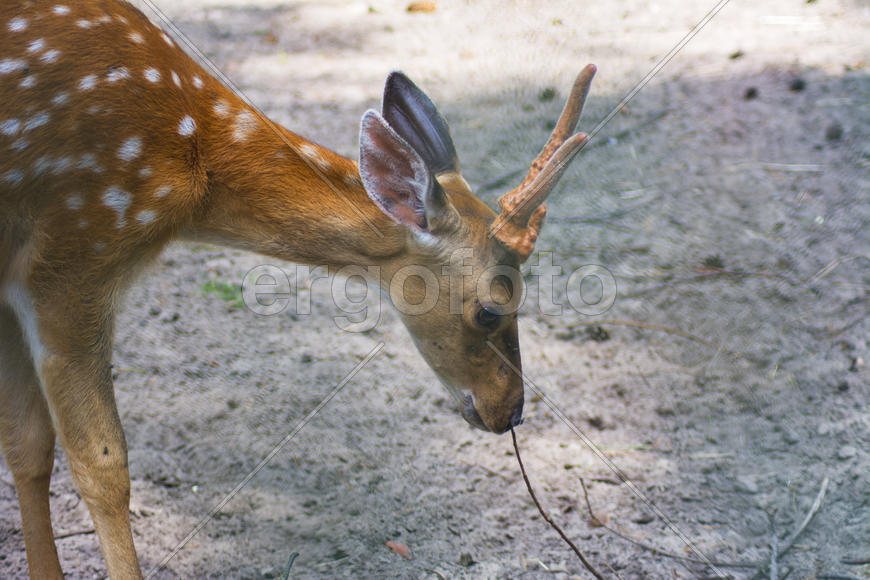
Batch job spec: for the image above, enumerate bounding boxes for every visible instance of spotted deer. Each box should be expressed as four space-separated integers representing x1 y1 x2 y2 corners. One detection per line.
0 0 596 577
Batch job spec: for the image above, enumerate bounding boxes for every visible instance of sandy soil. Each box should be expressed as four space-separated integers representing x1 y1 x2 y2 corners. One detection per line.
1 0 869 578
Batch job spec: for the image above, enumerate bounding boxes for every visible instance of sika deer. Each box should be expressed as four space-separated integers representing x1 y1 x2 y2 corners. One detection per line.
0 1 596 577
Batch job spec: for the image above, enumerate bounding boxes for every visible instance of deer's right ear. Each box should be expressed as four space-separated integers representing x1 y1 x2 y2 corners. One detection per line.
359 110 451 233
382 72 459 175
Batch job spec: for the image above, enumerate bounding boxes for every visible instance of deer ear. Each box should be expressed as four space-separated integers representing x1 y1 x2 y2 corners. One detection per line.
382 72 459 175
359 110 450 233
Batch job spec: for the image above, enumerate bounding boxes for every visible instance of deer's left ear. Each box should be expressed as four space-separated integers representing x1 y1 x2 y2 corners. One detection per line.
359 110 453 234
382 72 460 175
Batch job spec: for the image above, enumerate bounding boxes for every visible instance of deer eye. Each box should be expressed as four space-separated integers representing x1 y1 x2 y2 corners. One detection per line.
475 305 500 327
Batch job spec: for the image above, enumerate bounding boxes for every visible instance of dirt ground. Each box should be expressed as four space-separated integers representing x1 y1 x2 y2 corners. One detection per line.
1 0 869 578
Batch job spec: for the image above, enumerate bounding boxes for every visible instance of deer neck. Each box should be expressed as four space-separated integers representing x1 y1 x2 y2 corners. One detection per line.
184 102 408 269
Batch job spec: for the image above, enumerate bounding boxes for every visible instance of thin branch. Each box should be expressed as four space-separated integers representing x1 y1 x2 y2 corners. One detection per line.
511 428 606 580
567 319 744 359
55 528 96 539
577 478 759 569
751 476 829 580
282 552 299 580
781 476 828 556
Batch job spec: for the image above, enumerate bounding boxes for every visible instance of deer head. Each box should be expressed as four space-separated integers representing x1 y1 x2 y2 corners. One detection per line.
358 66 596 433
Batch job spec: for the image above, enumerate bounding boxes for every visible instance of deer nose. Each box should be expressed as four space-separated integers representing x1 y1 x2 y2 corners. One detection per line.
509 406 524 428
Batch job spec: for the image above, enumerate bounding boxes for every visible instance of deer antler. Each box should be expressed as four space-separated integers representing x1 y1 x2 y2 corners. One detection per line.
491 64 596 261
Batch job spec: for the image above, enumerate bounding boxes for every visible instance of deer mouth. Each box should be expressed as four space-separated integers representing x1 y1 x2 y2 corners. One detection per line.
459 391 489 431
461 402 489 431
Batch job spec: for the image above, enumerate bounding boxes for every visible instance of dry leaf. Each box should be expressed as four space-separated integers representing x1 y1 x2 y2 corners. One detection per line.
386 541 412 560
407 2 437 13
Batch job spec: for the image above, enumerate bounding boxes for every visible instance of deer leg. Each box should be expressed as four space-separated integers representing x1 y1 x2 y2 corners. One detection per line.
15 281 143 580
40 349 141 579
0 305 63 580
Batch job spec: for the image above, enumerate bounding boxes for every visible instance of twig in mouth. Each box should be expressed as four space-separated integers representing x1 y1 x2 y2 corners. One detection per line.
511 427 606 580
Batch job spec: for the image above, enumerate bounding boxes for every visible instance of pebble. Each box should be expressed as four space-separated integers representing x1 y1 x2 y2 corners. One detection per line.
825 122 844 141
735 475 759 494
788 77 806 92
838 445 857 460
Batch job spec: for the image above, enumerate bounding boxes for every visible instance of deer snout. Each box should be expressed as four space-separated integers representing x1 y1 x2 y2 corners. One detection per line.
460 391 524 434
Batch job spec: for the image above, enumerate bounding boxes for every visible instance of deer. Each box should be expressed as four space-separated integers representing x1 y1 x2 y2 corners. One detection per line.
0 0 596 577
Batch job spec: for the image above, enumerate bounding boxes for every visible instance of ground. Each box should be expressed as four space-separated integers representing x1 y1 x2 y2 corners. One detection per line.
1 0 869 578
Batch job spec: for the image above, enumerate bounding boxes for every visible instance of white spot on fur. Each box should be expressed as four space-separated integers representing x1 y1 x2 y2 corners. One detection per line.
102 186 132 227
107 67 130 82
161 32 174 46
136 209 157 224
51 92 69 106
77 74 97 91
33 156 72 176
23 113 49 132
40 50 61 64
213 100 230 118
76 19 93 29
300 143 330 170
1 119 21 135
53 5 71 15
0 59 27 75
19 76 36 89
171 71 181 87
115 15 128 25
3 169 24 185
178 115 196 136
78 218 88 228
66 193 84 210
8 17 28 32
138 166 153 178
11 139 28 151
192 76 203 89
154 185 171 198
232 110 258 142
144 68 160 83
128 31 144 44
77 153 103 172
97 14 112 24
27 39 45 53
118 136 142 161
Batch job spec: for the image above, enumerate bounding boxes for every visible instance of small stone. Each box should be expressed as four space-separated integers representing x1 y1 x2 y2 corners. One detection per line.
837 380 849 392
149 305 162 316
825 122 843 141
300 353 313 363
538 87 557 102
729 49 744 60
459 552 474 567
744 87 758 100
788 77 806 92
782 428 800 444
735 475 759 494
838 445 857 460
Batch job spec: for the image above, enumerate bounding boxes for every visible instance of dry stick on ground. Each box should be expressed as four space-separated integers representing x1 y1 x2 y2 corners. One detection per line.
510 428 606 580
577 478 760 570
55 528 96 539
567 319 745 360
751 476 829 580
